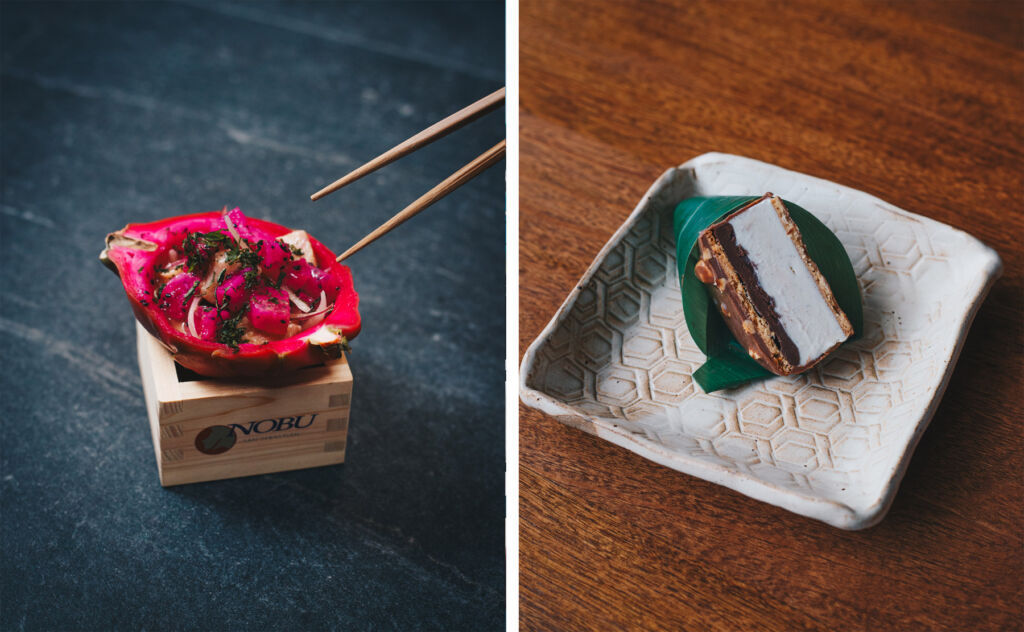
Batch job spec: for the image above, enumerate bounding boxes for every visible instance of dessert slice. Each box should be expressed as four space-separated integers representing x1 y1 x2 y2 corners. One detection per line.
693 193 853 376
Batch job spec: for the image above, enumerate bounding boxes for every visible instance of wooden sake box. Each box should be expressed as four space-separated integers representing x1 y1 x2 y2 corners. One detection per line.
135 321 353 486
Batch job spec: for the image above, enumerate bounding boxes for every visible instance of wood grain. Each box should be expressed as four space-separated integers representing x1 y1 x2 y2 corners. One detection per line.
336 139 506 261
137 322 352 486
519 1 1023 630
311 86 505 201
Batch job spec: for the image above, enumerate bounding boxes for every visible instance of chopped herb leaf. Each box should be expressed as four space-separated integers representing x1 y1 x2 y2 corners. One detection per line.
182 279 201 304
225 247 261 269
243 266 260 290
181 230 229 272
216 305 248 352
202 231 230 244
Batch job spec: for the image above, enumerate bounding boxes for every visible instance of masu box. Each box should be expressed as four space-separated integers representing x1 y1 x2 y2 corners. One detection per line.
135 321 353 486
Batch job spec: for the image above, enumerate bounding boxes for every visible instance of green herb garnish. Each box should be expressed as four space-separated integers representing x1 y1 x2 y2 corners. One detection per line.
203 231 231 245
182 279 201 303
225 246 261 269
216 306 248 352
243 266 260 290
181 230 231 272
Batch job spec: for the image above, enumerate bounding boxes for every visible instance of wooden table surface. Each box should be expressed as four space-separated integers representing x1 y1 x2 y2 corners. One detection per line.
519 1 1022 630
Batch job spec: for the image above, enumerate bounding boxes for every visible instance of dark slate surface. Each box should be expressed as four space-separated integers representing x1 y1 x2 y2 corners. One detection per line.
0 2 505 630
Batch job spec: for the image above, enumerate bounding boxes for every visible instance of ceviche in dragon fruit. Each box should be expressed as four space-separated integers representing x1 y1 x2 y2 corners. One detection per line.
100 207 360 377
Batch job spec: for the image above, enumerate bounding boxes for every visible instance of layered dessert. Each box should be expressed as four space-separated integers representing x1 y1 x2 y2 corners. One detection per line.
693 193 853 375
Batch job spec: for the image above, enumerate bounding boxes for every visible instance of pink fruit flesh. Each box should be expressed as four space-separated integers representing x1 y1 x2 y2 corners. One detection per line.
157 272 201 320
195 305 219 341
226 206 293 281
215 269 253 314
249 287 290 336
284 259 323 304
256 238 292 281
224 208 250 241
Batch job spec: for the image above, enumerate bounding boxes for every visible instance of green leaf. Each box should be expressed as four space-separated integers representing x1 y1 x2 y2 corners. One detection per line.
672 196 863 393
692 344 776 391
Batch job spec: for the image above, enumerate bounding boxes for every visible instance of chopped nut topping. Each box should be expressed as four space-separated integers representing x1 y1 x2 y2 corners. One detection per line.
694 260 715 284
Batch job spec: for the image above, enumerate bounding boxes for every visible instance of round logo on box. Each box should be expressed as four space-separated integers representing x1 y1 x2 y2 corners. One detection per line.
195 425 237 455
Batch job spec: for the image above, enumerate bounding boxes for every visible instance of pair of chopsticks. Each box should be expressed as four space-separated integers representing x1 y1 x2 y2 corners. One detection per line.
312 87 506 262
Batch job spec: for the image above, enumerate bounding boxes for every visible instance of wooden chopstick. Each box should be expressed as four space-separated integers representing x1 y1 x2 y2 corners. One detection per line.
335 139 505 262
311 87 505 201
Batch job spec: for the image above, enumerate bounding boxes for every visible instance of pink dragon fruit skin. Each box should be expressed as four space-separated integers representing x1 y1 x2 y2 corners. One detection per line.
249 287 290 336
215 269 254 314
195 305 219 341
157 272 201 320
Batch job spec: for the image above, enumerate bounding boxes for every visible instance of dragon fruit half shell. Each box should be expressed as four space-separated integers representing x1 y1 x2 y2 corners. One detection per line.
100 210 360 377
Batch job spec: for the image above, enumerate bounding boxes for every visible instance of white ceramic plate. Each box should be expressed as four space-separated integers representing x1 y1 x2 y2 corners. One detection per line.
520 153 1002 530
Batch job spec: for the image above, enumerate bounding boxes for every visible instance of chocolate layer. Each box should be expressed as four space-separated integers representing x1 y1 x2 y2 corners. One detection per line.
700 247 782 374
710 223 800 367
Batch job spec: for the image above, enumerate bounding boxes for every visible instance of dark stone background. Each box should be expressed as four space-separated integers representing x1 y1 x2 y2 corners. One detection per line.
0 2 505 629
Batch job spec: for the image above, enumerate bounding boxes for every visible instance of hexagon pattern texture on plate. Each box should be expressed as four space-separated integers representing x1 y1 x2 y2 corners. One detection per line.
521 153 1002 530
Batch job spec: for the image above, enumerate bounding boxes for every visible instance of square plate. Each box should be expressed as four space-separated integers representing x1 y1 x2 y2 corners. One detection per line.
520 153 1002 529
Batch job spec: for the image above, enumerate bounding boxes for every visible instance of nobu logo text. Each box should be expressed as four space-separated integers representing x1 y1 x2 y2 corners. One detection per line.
194 414 319 455
230 414 318 436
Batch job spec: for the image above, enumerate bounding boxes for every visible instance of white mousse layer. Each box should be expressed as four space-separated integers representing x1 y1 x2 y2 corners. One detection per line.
729 198 845 366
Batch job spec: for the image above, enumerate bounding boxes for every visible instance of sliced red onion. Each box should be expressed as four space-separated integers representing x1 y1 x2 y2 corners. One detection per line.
223 212 243 245
285 286 312 313
292 291 331 331
292 290 329 321
187 296 200 338
299 310 328 330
